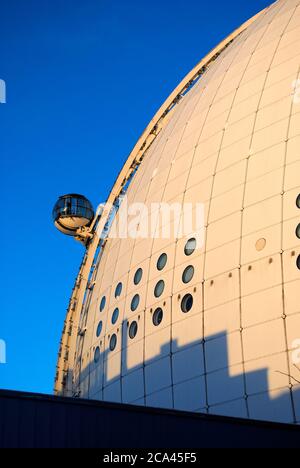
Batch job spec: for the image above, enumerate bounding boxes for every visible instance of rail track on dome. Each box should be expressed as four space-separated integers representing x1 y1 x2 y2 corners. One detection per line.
54 7 269 396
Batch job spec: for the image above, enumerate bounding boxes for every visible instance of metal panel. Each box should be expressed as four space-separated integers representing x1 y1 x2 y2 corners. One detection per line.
0 390 300 448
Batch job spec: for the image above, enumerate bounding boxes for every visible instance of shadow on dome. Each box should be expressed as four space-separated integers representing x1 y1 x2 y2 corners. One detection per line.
76 321 300 425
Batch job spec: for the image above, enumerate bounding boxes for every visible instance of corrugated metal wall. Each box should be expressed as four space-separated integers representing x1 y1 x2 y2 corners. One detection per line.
0 390 299 448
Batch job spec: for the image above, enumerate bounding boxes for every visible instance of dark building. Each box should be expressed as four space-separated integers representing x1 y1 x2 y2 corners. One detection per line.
0 389 299 448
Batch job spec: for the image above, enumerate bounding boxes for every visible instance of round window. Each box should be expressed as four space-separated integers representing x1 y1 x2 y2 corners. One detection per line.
115 282 123 298
131 294 140 312
184 238 197 256
153 308 163 326
182 265 195 284
94 347 100 363
181 294 194 313
99 296 106 312
109 334 117 352
297 255 300 270
134 268 143 285
154 280 165 298
255 238 266 252
296 224 300 239
96 321 103 337
157 253 168 271
112 308 119 325
129 321 138 339
296 194 300 209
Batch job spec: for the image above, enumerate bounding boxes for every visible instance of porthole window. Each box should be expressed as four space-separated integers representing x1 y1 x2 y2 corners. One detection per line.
153 308 163 326
99 296 106 312
157 253 168 271
134 268 143 285
256 238 266 252
296 194 300 209
109 334 117 352
96 321 103 337
154 280 165 298
112 308 119 325
184 238 197 256
129 321 138 339
181 294 194 313
182 265 194 284
94 347 100 363
115 282 123 298
297 255 300 270
296 224 300 239
131 294 140 312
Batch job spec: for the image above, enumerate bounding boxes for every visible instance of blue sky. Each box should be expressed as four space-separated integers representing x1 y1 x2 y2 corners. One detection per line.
0 0 271 394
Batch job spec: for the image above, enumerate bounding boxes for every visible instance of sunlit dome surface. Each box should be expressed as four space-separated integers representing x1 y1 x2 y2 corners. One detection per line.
56 0 300 424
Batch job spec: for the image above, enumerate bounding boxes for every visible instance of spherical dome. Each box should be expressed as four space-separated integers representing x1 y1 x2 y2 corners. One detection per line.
52 194 94 236
56 0 300 425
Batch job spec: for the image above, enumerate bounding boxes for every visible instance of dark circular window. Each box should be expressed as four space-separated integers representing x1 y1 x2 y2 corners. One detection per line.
115 282 123 298
109 334 117 352
297 255 300 270
134 268 143 285
153 308 163 326
96 321 103 337
154 280 165 298
296 224 300 239
131 294 140 312
112 308 119 325
296 194 300 209
129 321 138 339
181 294 194 313
94 347 100 363
157 253 168 271
99 296 106 312
184 238 197 256
182 265 195 284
